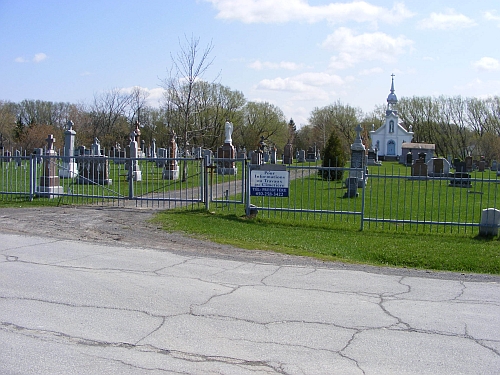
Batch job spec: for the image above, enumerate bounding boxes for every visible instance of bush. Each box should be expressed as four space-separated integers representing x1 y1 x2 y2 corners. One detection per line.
319 129 347 181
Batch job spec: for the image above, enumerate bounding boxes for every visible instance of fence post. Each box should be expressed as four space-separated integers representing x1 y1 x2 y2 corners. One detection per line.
204 154 210 211
360 168 366 231
128 158 133 200
29 154 35 201
245 162 251 216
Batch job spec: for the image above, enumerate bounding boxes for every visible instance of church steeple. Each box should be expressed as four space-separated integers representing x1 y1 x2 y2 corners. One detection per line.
386 74 398 115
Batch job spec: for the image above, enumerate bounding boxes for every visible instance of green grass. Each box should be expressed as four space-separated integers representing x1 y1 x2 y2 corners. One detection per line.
2 158 500 274
152 208 500 275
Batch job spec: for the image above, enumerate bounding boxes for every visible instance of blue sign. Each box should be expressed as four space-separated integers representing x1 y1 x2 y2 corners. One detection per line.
250 170 289 197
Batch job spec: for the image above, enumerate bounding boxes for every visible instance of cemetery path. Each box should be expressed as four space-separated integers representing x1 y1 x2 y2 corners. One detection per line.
0 205 498 283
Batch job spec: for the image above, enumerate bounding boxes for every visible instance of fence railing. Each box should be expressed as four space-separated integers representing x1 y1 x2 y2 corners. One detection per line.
1 152 499 234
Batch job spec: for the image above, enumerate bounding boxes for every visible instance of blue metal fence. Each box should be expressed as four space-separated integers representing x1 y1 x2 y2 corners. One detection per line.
1 152 499 234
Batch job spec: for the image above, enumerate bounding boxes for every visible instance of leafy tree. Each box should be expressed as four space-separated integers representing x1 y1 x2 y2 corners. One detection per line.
309 100 360 154
319 128 347 181
235 101 288 152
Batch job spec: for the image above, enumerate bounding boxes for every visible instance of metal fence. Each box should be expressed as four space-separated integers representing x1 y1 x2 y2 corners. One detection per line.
1 152 499 234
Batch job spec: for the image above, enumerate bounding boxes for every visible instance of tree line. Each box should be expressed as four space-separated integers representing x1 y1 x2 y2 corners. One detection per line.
300 95 500 161
1 92 499 162
0 34 498 161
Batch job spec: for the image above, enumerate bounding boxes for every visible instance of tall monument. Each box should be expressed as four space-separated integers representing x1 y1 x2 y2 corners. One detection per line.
217 121 237 175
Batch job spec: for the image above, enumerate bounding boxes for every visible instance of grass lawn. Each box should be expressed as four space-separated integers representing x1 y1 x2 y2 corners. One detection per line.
2 158 499 274
152 208 500 275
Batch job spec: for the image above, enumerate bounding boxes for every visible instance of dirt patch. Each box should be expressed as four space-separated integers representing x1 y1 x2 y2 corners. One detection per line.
0 205 498 282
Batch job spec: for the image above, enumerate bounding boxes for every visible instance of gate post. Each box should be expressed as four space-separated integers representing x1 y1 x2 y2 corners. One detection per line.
204 154 210 211
245 162 251 217
29 154 35 201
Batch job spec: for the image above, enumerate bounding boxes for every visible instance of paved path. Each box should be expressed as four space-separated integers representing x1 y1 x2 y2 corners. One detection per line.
1 232 499 375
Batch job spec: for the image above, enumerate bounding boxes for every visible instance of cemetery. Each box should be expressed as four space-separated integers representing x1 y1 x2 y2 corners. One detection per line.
1 76 499 238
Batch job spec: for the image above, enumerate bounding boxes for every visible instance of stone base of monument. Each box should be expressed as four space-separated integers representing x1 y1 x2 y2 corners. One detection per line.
343 177 359 198
479 208 500 236
349 170 368 188
449 173 472 188
59 162 78 178
36 185 65 199
162 166 179 180
217 167 237 175
127 171 141 182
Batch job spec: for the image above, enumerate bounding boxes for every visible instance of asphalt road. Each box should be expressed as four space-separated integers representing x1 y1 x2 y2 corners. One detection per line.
1 230 499 375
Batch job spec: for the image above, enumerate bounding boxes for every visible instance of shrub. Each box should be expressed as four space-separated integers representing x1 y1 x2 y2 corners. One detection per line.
319 129 347 181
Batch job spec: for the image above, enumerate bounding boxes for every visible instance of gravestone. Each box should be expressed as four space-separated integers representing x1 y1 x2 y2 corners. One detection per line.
478 160 485 172
263 151 270 163
348 124 367 188
270 146 277 164
306 146 316 162
15 150 22 167
426 157 450 177
217 121 237 175
194 147 203 159
59 120 78 178
250 150 263 165
465 156 473 172
283 141 293 164
77 138 112 185
479 208 500 236
36 134 64 198
449 172 472 188
33 148 43 164
91 137 101 156
237 147 247 160
491 160 498 171
150 138 157 158
297 150 306 163
367 147 381 166
411 153 428 177
163 131 179 180
157 148 167 167
406 152 413 167
127 134 142 181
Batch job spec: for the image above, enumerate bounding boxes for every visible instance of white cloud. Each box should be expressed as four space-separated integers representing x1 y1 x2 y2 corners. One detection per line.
358 67 383 75
14 53 48 63
118 86 166 107
473 57 500 72
255 72 347 102
33 53 47 63
418 9 476 30
205 0 414 24
484 10 500 26
248 60 304 70
322 27 413 69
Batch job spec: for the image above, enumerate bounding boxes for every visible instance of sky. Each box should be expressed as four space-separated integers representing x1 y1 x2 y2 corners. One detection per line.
1 0 499 127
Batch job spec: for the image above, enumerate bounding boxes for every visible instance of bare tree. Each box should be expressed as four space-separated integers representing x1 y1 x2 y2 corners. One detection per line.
161 35 215 181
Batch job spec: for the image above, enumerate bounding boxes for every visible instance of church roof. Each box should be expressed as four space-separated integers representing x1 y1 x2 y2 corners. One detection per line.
387 74 397 104
401 143 435 150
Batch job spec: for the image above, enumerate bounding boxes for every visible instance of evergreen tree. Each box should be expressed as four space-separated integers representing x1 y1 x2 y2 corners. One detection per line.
319 128 347 181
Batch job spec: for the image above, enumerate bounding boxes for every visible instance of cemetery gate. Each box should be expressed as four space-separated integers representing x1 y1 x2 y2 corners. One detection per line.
1 151 499 235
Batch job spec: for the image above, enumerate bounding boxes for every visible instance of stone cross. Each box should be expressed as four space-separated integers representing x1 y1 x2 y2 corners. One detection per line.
46 134 55 150
355 124 363 141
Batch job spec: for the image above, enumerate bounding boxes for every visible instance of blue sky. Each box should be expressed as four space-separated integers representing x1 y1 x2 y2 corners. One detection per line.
1 0 499 127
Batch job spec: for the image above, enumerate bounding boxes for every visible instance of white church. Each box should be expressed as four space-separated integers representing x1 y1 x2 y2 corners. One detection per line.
369 75 414 160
